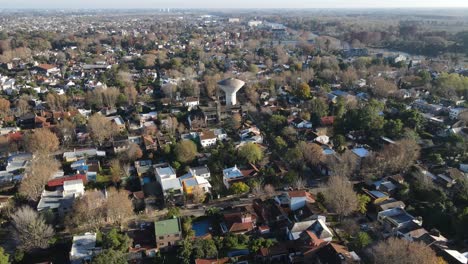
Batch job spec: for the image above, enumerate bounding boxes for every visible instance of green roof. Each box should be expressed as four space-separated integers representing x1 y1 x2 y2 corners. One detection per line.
154 217 181 236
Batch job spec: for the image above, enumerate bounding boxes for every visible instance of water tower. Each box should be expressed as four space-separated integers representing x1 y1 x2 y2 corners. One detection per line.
218 78 245 106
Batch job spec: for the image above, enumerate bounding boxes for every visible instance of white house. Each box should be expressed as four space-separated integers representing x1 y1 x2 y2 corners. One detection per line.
70 232 99 264
63 179 85 197
275 190 316 211
184 97 199 110
184 165 211 180
287 217 333 242
155 165 182 197
199 130 217 148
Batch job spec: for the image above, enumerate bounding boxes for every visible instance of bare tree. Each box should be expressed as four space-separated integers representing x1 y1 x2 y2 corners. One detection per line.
124 86 138 105
264 184 275 197
322 175 358 219
0 98 11 118
11 206 54 250
16 98 30 116
203 74 221 97
126 143 143 162
192 186 206 204
19 156 60 201
24 128 60 155
326 150 358 179
292 177 307 190
55 119 76 145
110 159 123 184
370 238 439 264
371 77 398 98
298 142 325 166
66 190 106 232
105 187 133 227
88 113 118 145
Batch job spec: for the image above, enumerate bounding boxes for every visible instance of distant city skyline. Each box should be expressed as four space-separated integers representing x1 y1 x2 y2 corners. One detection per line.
1 0 468 9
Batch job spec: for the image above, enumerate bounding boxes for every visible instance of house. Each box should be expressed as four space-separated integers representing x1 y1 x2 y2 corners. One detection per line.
135 160 153 177
107 115 126 132
184 165 211 180
291 118 312 129
315 243 361 264
47 174 87 188
449 108 467 120
70 232 100 264
320 116 335 126
155 165 182 198
199 130 217 148
63 148 106 162
179 175 212 195
127 224 157 257
275 190 316 211
184 97 199 110
222 207 257 234
154 217 182 251
377 207 422 235
287 218 333 242
63 179 85 197
255 242 290 263
36 64 59 75
223 165 244 188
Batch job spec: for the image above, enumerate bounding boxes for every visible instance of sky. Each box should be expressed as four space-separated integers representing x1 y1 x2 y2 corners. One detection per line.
1 0 468 9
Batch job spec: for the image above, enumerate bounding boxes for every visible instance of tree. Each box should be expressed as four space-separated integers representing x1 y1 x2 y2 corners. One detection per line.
0 98 10 118
19 156 60 201
124 86 138 105
249 238 275 253
203 74 221 97
126 143 143 161
66 189 106 231
370 238 439 264
179 239 193 264
166 207 181 218
295 82 311 99
110 159 123 183
352 232 372 250
292 177 307 190
175 140 198 164
371 77 397 98
91 249 127 264
238 143 263 164
105 187 133 226
192 186 206 204
88 113 118 145
298 141 325 166
56 119 76 145
11 206 54 250
384 119 404 139
264 184 275 197
357 194 371 214
102 229 132 252
0 247 9 264
24 128 59 155
322 175 358 219
231 182 250 194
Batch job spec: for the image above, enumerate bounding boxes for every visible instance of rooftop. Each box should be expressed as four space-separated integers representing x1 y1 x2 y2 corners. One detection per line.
155 217 181 236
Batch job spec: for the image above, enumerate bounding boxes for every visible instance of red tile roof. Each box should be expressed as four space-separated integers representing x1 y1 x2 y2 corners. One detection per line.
320 116 335 126
47 174 86 188
195 258 229 264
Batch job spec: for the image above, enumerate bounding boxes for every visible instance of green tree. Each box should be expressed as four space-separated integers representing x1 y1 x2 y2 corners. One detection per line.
0 247 9 264
175 140 198 164
384 119 403 139
102 229 132 252
249 238 275 253
352 232 372 250
166 207 181 219
274 136 287 151
357 194 371 214
179 239 193 264
230 182 250 194
238 143 263 164
91 249 127 264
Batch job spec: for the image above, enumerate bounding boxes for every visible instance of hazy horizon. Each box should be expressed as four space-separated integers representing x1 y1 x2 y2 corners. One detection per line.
1 0 468 9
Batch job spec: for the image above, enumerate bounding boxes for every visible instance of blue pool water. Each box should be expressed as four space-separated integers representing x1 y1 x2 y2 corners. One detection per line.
192 218 212 237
